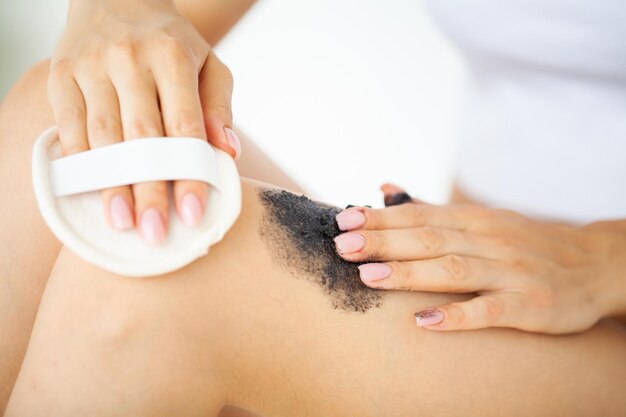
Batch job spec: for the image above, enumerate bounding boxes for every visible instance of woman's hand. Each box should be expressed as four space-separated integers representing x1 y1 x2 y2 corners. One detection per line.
49 0 239 245
333 185 626 334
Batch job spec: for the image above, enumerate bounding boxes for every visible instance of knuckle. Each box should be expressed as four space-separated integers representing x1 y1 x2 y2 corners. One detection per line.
528 283 555 310
110 40 140 63
126 119 161 139
89 115 120 143
203 104 233 125
169 115 205 138
407 205 426 226
49 58 74 77
61 141 88 155
482 297 505 322
365 232 389 259
393 262 422 291
445 255 468 282
492 235 518 250
465 206 492 223
389 261 408 279
416 227 443 254
444 303 466 327
359 207 377 228
56 106 85 128
162 37 193 63
134 182 169 205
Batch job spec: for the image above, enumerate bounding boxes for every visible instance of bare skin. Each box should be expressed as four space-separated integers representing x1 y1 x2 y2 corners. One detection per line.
1 71 626 413
4 176 626 416
0 59 296 415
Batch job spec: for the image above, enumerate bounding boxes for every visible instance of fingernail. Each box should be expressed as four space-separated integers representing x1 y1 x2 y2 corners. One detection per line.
384 192 413 207
334 233 366 254
110 196 134 230
358 263 392 282
180 193 203 227
336 209 366 231
415 309 444 327
224 127 241 159
139 208 166 245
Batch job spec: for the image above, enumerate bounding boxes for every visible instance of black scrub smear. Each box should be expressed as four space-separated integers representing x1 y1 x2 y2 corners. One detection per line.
384 192 413 207
259 189 382 313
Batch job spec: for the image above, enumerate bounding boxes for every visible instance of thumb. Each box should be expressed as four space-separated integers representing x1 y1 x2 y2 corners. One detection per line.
199 51 240 159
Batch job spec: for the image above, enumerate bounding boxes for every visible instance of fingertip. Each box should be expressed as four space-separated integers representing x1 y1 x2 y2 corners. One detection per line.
224 127 241 160
138 207 167 246
102 187 135 231
380 183 406 195
174 180 208 227
335 208 366 231
109 195 134 230
414 308 445 328
203 122 240 159
179 192 204 227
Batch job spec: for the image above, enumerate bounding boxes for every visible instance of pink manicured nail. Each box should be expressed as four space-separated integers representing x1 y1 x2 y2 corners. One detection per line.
334 233 365 254
224 127 241 159
415 309 444 327
336 209 366 231
110 196 133 230
358 263 392 282
180 193 203 227
139 208 166 245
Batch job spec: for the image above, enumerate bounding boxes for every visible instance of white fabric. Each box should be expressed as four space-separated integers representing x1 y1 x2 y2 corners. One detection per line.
424 0 626 223
32 126 242 277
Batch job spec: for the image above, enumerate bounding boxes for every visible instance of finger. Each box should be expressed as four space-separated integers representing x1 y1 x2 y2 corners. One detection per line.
111 63 168 245
47 67 88 156
199 51 238 158
414 294 523 331
334 227 493 262
77 75 134 230
335 204 469 232
380 183 424 206
151 43 209 228
357 256 512 293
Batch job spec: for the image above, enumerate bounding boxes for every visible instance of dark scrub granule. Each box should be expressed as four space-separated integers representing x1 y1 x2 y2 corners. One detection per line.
259 189 382 313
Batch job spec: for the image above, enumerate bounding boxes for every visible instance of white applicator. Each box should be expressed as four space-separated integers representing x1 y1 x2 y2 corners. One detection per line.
32 126 241 277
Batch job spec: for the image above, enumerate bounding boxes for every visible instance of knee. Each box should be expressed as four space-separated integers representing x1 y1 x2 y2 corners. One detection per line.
1 59 50 108
0 59 53 155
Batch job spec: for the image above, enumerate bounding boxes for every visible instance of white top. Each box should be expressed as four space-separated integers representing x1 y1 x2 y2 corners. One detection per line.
424 0 626 223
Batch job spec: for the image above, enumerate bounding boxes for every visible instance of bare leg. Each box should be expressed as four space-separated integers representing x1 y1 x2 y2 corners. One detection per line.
235 129 305 195
0 60 62 412
7 179 626 416
0 61 302 415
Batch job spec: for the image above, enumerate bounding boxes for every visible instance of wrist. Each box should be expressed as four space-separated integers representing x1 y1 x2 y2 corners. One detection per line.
68 0 175 19
586 220 626 317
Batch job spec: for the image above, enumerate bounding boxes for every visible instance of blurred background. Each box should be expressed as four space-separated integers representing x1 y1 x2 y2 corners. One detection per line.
0 0 466 207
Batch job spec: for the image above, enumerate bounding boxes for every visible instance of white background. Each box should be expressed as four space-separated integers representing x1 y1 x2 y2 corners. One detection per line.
1 0 466 207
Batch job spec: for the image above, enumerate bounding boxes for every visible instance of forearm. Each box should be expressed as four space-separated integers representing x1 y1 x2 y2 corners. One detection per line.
67 0 256 45
174 0 258 45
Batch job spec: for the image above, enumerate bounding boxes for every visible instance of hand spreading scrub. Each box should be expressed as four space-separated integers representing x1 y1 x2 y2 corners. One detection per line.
334 185 626 335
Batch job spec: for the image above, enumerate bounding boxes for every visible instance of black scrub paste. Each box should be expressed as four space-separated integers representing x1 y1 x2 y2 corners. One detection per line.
259 189 382 313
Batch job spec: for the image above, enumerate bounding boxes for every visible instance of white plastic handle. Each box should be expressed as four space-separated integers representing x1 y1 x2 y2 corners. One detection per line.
50 138 221 197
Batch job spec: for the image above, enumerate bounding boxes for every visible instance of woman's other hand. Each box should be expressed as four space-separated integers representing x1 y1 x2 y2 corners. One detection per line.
333 185 626 334
49 0 239 245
